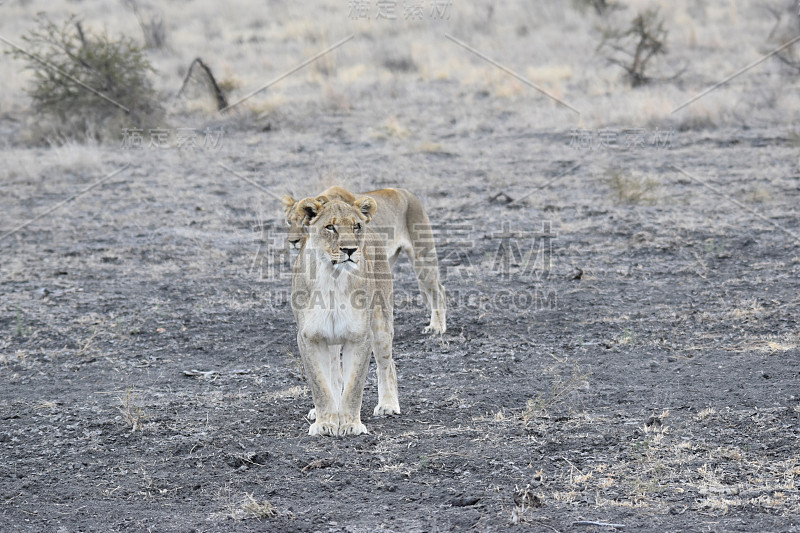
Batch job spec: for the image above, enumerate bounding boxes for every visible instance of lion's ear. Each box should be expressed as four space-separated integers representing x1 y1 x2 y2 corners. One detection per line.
297 197 323 225
281 195 296 216
354 196 377 224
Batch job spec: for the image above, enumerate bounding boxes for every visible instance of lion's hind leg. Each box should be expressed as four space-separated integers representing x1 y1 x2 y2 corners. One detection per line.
405 220 447 334
371 308 400 417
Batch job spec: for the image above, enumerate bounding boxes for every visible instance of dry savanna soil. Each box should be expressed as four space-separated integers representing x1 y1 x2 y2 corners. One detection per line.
2 1 800 532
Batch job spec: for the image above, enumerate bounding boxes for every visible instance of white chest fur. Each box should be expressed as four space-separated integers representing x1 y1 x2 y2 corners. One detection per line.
300 258 368 344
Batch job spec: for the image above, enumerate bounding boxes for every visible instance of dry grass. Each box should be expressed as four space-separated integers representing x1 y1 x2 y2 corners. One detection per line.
605 168 660 205
528 407 800 515
237 494 278 520
0 0 796 132
117 389 147 432
211 490 280 521
522 362 590 422
264 385 309 402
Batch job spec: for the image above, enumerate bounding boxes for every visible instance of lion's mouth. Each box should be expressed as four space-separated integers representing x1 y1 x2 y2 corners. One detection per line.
332 258 357 268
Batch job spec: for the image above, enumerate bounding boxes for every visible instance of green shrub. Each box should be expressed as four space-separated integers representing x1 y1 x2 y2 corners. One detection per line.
8 14 164 142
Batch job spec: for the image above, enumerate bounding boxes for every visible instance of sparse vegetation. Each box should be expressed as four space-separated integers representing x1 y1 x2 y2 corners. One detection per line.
605 168 659 204
8 14 164 142
2 1 799 531
238 493 278 520
121 0 168 50
598 8 670 87
117 389 147 431
176 57 229 111
523 363 590 422
212 491 280 521
571 0 618 16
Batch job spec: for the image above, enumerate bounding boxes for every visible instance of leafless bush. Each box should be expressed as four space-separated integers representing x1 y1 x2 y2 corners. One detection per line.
117 389 147 432
598 8 669 87
121 0 168 50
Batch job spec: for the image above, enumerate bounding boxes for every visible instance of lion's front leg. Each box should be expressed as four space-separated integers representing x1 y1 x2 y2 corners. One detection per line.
298 335 339 436
337 336 372 436
307 344 343 421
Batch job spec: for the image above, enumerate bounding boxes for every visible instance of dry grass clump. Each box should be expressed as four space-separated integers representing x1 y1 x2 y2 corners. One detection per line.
211 491 281 521
605 168 659 205
523 362 590 422
117 389 147 432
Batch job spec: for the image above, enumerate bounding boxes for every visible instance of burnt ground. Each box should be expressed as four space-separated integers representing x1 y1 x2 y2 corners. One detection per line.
1 110 800 533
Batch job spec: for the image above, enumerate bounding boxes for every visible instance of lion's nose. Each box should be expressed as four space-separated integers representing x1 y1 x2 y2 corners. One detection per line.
341 247 357 258
288 239 301 248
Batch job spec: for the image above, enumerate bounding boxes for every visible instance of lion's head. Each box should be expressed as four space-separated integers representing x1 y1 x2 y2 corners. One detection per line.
280 195 307 252
295 196 377 270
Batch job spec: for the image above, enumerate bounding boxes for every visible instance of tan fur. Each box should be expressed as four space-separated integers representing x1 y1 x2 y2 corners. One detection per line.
291 197 399 437
283 186 446 334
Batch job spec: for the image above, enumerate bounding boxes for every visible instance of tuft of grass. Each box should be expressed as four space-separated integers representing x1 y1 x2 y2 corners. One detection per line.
605 168 659 205
265 385 309 402
14 308 32 338
743 186 772 203
213 492 279 521
697 406 717 421
418 141 443 153
238 493 277 520
376 115 411 139
523 363 590 422
117 389 147 432
8 14 164 142
620 327 636 345
15 308 23 337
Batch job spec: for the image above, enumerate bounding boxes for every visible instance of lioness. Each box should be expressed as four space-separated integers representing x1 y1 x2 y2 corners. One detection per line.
291 195 399 436
282 186 446 334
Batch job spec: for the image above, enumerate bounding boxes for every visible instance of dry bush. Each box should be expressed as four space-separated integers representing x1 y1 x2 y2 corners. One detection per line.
117 389 147 432
598 8 670 87
8 14 164 143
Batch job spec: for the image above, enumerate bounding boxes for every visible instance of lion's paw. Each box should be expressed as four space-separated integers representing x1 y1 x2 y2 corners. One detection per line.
373 403 401 417
308 420 338 436
307 408 316 420
422 322 445 335
337 422 368 436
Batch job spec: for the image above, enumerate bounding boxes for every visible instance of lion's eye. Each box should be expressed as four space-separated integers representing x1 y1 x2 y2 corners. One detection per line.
325 225 336 232
354 223 362 232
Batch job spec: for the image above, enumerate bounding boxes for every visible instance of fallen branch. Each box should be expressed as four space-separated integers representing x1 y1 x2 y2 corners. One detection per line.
176 57 228 110
573 521 625 529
